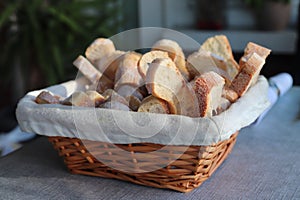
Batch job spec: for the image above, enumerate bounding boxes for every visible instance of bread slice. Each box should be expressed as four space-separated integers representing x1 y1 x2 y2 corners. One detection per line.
116 84 144 100
126 95 141 111
222 87 238 103
230 53 265 97
239 42 271 69
85 38 115 64
73 55 114 90
62 91 94 107
94 50 125 81
100 89 130 111
138 95 170 114
35 91 60 104
216 97 231 115
102 89 128 106
146 58 198 116
199 35 240 82
85 90 106 107
114 52 143 90
187 50 231 84
152 39 190 80
193 71 225 117
138 50 169 79
243 42 271 60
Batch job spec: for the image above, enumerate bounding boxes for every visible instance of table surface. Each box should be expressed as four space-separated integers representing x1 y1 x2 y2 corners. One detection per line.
1 87 300 200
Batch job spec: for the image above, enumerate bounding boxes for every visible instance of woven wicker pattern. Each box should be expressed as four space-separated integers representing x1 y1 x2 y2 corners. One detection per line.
48 132 238 193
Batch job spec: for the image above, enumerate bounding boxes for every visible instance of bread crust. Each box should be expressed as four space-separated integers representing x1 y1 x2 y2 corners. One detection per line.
199 35 240 82
114 52 143 90
95 50 125 81
138 50 169 78
230 53 265 97
138 95 170 114
85 38 115 64
152 39 190 80
145 57 198 116
193 72 225 117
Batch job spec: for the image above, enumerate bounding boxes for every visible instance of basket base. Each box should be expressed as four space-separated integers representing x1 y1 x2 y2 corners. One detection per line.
48 132 238 193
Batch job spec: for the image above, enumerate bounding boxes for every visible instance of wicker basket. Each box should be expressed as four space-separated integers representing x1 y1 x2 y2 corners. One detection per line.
48 131 238 193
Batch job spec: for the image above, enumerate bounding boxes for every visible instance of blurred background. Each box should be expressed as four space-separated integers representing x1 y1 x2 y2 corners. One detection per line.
0 0 299 133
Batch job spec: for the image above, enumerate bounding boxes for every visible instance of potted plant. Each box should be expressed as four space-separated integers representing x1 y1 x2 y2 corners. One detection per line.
244 0 291 30
0 0 124 105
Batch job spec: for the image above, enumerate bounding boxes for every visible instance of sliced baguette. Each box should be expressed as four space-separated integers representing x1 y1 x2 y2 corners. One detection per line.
85 38 115 64
200 35 240 82
138 50 169 79
94 50 125 81
85 90 106 107
146 58 198 117
138 95 170 114
187 50 231 84
152 39 190 80
35 91 60 104
114 52 143 90
243 42 271 60
222 87 238 103
230 53 265 97
239 42 271 69
62 91 94 107
73 55 114 91
116 84 144 100
192 71 225 117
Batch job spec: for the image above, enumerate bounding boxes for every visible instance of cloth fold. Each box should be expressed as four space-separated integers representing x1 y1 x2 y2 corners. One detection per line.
253 73 293 125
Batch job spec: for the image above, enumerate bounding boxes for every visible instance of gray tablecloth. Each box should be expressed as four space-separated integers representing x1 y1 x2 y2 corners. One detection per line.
1 87 300 200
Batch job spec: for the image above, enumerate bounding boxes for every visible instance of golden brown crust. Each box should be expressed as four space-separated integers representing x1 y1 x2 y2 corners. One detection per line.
95 50 125 81
138 95 170 114
35 91 60 104
85 38 116 64
138 50 169 79
152 39 191 80
230 53 265 97
114 52 143 90
192 71 225 117
199 35 240 82
222 87 238 103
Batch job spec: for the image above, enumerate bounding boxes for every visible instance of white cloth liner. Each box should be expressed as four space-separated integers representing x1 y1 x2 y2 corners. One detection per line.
16 76 270 146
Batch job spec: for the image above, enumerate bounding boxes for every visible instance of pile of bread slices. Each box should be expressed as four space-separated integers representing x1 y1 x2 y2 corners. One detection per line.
35 35 271 118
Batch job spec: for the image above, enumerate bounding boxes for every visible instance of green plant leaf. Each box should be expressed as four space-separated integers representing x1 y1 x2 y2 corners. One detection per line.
0 2 19 27
46 6 84 35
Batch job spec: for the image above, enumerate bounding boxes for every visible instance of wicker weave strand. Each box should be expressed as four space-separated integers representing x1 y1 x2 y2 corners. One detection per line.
48 132 238 193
